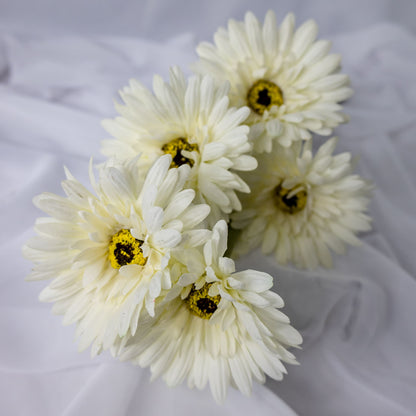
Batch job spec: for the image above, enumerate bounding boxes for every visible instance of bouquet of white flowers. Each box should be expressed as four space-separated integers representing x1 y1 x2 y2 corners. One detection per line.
23 11 371 403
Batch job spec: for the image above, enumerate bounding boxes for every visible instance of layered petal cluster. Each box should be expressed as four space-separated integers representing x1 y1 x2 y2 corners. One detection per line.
120 221 302 403
23 155 210 355
232 138 372 269
22 9 368 403
193 11 352 152
102 67 257 224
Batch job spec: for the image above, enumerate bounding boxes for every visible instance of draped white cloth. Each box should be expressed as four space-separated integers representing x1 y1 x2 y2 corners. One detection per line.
1 18 416 416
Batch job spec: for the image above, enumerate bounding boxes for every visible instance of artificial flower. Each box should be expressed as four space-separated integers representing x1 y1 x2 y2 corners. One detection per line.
232 138 372 269
23 155 210 355
193 11 352 152
102 67 257 224
120 221 302 403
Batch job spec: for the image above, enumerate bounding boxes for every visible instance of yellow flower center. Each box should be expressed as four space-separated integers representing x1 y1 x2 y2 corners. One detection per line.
161 137 199 168
185 283 221 320
247 79 284 115
108 229 147 269
274 184 307 214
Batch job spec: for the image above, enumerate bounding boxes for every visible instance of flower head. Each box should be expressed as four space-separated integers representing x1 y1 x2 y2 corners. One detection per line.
232 138 372 269
193 11 352 151
23 155 210 355
120 221 302 403
102 67 257 224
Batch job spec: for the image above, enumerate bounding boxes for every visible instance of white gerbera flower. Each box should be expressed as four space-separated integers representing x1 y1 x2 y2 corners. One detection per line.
101 67 257 224
120 221 302 403
23 155 210 356
232 138 372 269
193 11 353 152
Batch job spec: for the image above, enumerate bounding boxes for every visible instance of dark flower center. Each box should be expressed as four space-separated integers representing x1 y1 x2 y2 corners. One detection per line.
247 79 284 115
274 184 307 214
161 137 199 168
108 229 147 269
185 283 221 320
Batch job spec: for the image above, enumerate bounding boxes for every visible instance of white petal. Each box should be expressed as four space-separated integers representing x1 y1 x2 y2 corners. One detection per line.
153 229 182 248
231 270 273 292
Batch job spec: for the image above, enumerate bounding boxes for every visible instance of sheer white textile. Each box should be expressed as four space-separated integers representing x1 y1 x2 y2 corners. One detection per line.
1 22 415 416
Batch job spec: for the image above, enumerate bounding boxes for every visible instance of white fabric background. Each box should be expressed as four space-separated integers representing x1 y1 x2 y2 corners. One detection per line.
1 0 416 41
1 1 416 415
